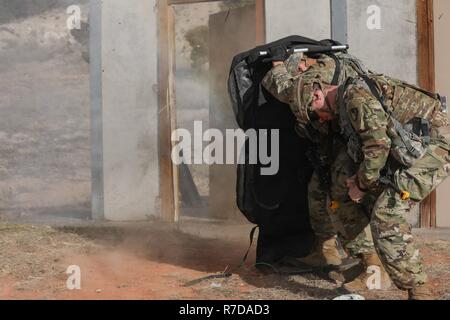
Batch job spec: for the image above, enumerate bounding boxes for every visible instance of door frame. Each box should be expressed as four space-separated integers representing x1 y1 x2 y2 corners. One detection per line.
417 0 437 228
157 0 266 222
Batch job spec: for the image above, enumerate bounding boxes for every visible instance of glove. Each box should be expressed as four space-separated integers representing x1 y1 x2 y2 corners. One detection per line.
247 50 262 64
262 45 289 63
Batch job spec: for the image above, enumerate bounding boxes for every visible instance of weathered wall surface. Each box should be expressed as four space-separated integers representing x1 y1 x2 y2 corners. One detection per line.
92 0 159 221
265 0 331 41
347 0 418 84
434 0 450 228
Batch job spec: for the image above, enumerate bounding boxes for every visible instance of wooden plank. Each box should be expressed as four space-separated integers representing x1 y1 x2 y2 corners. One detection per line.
157 0 176 222
255 0 266 45
167 5 180 222
417 0 436 228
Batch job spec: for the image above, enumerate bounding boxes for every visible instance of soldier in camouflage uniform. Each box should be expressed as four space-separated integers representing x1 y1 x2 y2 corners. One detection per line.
294 72 450 300
261 49 388 287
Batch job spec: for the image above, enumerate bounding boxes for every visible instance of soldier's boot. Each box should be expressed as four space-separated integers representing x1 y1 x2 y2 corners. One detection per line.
343 253 392 291
408 283 436 300
297 236 342 267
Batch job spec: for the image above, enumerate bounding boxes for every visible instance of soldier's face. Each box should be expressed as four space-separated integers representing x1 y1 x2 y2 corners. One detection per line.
311 88 335 122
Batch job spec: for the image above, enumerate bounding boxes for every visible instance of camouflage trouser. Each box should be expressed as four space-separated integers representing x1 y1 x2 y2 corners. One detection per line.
308 148 376 257
370 128 450 289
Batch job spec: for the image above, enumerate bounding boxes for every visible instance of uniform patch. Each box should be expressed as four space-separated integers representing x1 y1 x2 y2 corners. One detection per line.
350 108 359 122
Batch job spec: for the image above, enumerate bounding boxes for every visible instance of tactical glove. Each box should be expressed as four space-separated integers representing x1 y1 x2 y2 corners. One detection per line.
262 45 289 63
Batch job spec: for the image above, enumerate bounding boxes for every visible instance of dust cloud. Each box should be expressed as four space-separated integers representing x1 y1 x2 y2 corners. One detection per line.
0 1 90 222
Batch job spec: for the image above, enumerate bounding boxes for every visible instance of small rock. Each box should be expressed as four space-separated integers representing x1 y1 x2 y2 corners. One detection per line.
211 282 222 289
333 294 365 301
96 289 102 293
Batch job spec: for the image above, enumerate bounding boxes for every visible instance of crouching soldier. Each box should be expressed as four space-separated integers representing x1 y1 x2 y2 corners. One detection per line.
261 47 391 289
296 73 449 300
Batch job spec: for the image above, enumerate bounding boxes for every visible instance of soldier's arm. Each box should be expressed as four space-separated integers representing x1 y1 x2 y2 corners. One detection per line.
346 87 392 191
261 63 297 105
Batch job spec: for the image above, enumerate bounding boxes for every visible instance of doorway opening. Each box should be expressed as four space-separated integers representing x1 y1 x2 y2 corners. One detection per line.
158 0 265 222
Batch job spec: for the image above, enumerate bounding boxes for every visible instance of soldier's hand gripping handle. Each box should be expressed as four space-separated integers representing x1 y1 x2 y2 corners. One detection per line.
262 45 289 63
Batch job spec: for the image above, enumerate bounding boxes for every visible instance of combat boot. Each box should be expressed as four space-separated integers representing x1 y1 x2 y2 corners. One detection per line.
408 283 436 300
297 236 342 267
344 253 392 291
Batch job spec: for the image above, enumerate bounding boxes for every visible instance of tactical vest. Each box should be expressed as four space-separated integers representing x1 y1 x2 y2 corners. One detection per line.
338 75 448 167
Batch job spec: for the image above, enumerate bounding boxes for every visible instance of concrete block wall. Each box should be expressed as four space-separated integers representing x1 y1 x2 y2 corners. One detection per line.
347 0 418 85
265 0 417 84
90 0 160 221
265 0 331 41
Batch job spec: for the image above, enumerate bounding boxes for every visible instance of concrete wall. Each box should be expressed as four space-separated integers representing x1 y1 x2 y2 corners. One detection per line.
347 0 419 225
91 0 159 221
265 0 417 82
347 0 418 84
265 0 331 41
434 0 450 228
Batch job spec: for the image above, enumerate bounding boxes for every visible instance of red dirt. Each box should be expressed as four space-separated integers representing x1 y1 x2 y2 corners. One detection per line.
1 224 449 300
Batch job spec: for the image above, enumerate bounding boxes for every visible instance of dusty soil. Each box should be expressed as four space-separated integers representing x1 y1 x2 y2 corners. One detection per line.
0 222 449 300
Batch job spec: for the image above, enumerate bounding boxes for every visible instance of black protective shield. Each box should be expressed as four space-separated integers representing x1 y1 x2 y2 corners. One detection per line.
228 36 342 262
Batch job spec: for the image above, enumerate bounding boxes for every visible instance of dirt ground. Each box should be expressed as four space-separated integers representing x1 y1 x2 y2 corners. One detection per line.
0 222 449 300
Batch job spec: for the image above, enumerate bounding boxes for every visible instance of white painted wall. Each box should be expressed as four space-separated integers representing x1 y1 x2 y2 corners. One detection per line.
93 0 159 221
265 0 331 41
347 0 418 85
434 0 450 228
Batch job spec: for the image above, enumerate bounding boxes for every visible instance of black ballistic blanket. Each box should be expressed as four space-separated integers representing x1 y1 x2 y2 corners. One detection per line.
227 36 342 263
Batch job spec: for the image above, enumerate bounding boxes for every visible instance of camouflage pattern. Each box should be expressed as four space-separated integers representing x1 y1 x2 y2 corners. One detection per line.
285 52 305 76
368 75 446 126
337 82 450 290
261 63 299 105
262 53 362 126
261 53 377 258
370 132 450 289
341 81 392 190
263 53 450 290
308 142 377 257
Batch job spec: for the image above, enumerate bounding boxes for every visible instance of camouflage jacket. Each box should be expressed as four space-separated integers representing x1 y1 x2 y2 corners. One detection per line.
338 81 391 191
339 76 447 191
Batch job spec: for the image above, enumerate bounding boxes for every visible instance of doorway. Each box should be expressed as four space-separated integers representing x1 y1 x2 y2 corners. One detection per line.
157 0 265 222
